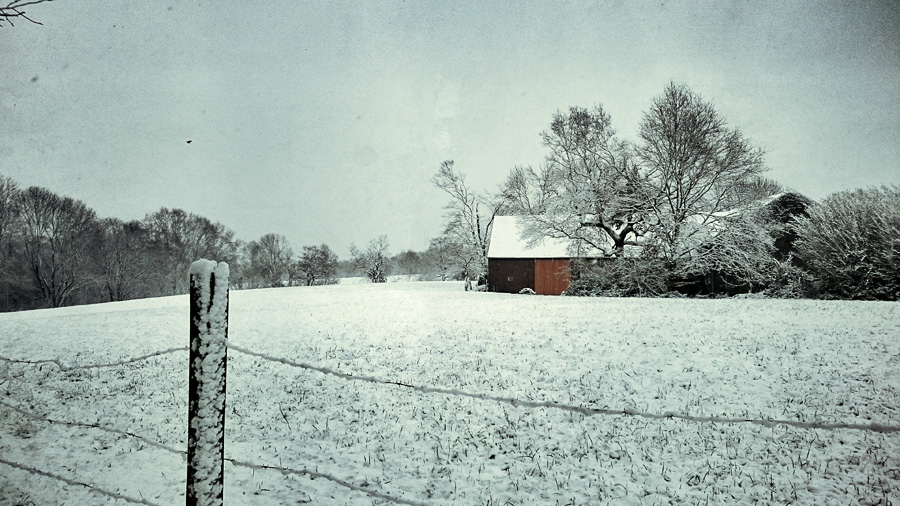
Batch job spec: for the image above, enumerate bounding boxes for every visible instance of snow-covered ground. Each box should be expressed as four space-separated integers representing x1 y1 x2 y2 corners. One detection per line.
1 281 899 505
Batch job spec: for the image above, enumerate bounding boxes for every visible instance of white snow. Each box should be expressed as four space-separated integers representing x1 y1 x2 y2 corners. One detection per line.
188 260 230 502
488 216 573 258
1 282 899 505
189 259 217 279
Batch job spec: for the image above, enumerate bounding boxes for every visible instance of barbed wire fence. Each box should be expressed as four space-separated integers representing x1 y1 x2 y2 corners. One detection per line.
0 396 429 506
1 260 899 505
224 343 900 434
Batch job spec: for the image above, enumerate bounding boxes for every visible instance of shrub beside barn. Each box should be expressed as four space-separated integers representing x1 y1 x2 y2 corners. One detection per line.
690 192 814 295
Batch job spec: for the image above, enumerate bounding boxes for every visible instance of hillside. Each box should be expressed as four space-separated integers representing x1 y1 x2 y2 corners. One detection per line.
1 282 899 505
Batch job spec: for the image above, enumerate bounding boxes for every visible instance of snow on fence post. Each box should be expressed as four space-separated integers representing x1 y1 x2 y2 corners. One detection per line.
187 260 229 506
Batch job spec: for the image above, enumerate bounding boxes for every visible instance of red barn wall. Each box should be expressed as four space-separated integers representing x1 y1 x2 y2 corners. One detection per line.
534 259 571 295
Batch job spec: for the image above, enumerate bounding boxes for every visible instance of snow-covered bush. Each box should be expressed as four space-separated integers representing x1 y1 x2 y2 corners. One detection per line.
567 257 668 297
672 213 780 294
793 186 900 300
762 255 816 299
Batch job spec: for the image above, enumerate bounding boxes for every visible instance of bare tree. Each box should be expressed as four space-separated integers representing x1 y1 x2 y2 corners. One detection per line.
0 175 24 309
722 175 785 209
254 233 294 287
432 161 507 288
143 208 238 295
234 240 266 289
637 83 767 266
143 208 193 295
0 175 19 266
296 243 339 286
225 239 249 289
392 250 422 281
0 0 52 27
349 235 391 283
97 219 154 301
18 186 101 307
504 106 652 257
424 235 454 281
444 236 478 290
500 86 778 295
501 164 557 216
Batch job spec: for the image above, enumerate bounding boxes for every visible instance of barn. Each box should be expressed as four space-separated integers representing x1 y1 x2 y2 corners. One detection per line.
487 216 591 295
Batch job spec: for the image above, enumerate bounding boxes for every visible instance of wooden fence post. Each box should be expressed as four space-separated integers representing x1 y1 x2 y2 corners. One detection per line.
187 260 229 506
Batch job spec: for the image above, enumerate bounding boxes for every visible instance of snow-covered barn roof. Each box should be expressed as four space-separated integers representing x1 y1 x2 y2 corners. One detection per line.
488 216 593 259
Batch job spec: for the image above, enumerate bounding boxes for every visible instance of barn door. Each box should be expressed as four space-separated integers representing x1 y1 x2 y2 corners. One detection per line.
534 259 571 295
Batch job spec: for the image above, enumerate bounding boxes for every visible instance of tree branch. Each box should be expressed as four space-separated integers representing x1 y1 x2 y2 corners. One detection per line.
1 0 52 26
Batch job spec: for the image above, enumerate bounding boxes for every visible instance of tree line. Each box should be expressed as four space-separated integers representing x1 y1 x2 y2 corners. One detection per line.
431 83 900 300
0 176 350 311
0 172 486 311
344 234 481 285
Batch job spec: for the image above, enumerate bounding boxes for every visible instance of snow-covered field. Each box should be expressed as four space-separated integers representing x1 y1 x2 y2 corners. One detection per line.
1 281 899 505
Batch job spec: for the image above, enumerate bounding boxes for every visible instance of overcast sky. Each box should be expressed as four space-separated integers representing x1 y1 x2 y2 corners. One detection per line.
2 1 898 256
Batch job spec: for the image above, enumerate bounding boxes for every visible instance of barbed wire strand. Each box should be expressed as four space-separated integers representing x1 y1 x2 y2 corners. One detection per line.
4 341 898 434
0 456 163 506
225 458 429 506
0 399 427 506
0 399 184 456
227 343 900 434
0 347 188 371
